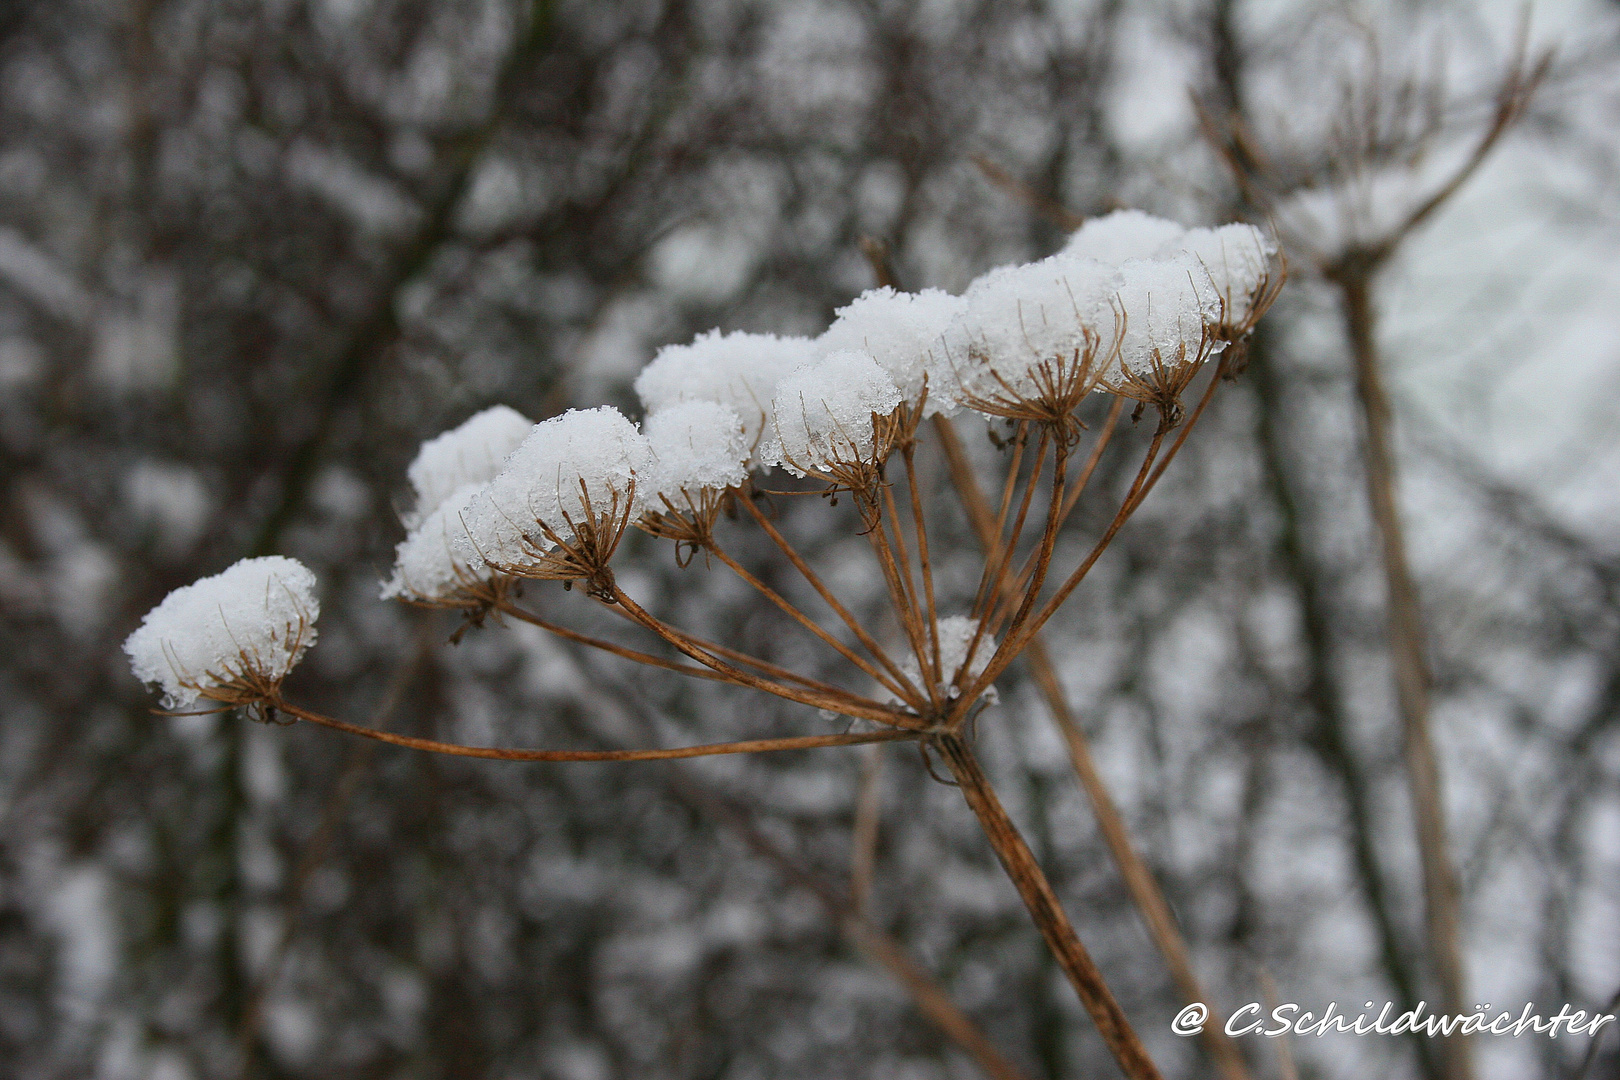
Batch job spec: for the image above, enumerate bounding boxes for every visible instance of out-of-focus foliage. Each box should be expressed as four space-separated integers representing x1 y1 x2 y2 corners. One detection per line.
2 1 1619 1078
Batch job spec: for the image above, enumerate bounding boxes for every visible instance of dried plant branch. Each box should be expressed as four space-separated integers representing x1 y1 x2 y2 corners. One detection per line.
902 443 944 681
607 583 923 727
1338 274 1470 1080
649 737 1034 1080
701 539 921 704
935 412 1253 1080
850 741 885 915
737 488 921 699
933 731 1163 1080
971 153 1087 231
272 699 918 761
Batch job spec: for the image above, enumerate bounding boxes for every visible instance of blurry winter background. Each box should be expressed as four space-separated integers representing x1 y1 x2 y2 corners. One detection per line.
2 0 1619 1078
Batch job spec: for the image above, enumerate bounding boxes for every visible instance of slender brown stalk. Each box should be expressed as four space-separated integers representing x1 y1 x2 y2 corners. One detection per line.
933 732 1163 1080
647 732 1033 1080
979 438 1069 663
960 420 1168 708
275 699 918 761
1054 395 1128 528
851 741 885 914
867 481 939 709
902 444 943 679
1025 639 1251 1080
737 490 919 697
844 918 1035 1080
609 584 922 727
968 422 1031 621
935 413 1253 1080
702 540 919 704
975 428 1048 625
1339 273 1469 1080
495 600 758 687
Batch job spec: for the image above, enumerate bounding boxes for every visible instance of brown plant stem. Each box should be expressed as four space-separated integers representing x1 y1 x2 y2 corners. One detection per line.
935 413 1252 1080
701 541 919 704
648 739 1033 1080
902 444 944 678
850 741 885 914
960 418 1168 709
609 584 923 727
933 731 1163 1080
273 700 917 761
737 489 920 698
1337 272 1469 1080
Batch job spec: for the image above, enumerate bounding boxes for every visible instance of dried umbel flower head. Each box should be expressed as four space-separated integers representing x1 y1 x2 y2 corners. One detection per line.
771 350 904 482
124 556 319 710
816 287 967 417
401 404 533 527
1166 223 1280 339
380 483 499 607
382 405 538 607
637 401 750 549
1103 257 1225 414
634 330 817 468
457 406 652 592
950 252 1119 430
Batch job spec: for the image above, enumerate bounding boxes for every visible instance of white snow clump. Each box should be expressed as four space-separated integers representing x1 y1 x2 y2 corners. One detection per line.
951 252 1118 403
817 287 967 416
402 405 533 526
642 400 749 504
1110 258 1223 382
457 406 652 572
634 330 817 467
897 615 999 707
1167 224 1277 328
1062 209 1186 264
380 482 487 602
771 351 902 476
125 556 320 709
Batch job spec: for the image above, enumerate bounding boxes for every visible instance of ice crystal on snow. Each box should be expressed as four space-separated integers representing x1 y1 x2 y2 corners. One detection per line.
817 287 966 416
1061 209 1186 264
380 482 487 603
642 401 750 503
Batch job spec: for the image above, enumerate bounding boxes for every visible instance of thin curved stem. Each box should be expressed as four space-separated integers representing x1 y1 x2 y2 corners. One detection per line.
737 491 920 699
610 584 924 728
275 700 918 761
702 540 920 705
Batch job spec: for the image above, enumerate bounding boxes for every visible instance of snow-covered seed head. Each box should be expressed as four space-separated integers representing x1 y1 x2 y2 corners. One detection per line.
1062 209 1187 265
125 556 319 711
402 405 533 528
1164 224 1280 337
950 253 1118 428
381 483 500 607
633 330 818 469
637 401 750 551
1103 258 1225 413
817 287 967 417
457 407 652 592
770 351 903 482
